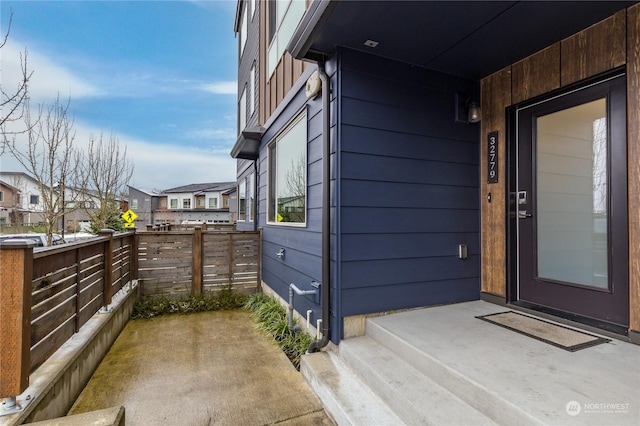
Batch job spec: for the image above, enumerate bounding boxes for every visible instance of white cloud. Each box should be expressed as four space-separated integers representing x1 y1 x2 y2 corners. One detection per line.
200 81 237 95
0 119 237 190
186 127 236 142
2 40 103 102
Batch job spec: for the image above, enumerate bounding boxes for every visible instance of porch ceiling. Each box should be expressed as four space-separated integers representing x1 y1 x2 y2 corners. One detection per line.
290 0 636 79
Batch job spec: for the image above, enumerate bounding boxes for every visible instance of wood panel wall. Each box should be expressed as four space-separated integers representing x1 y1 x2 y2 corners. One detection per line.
480 68 511 297
561 10 626 86
481 5 640 333
627 3 640 333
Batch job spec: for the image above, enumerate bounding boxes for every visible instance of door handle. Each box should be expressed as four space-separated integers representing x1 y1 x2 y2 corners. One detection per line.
518 211 533 219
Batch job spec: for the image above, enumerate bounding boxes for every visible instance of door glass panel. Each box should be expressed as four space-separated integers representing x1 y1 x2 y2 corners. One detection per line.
536 98 608 288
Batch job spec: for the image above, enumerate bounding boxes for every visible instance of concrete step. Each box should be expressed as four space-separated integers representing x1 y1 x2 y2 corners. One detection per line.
302 301 640 425
300 351 404 426
339 336 498 425
363 318 542 425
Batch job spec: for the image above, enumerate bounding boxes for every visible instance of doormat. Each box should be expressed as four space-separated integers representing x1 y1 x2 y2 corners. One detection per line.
476 311 610 352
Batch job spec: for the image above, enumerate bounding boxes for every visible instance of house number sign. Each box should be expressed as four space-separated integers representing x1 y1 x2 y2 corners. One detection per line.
487 131 498 183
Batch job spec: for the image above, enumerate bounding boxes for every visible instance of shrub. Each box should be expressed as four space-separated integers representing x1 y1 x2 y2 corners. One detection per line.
132 286 248 319
244 293 314 369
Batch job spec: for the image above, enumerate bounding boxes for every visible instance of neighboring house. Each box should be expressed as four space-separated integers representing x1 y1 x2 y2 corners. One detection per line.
0 180 20 225
0 172 46 225
128 186 161 227
153 182 236 225
231 0 640 346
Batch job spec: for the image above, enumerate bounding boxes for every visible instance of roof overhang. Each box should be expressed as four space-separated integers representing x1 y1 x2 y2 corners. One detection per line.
230 126 266 160
288 0 637 79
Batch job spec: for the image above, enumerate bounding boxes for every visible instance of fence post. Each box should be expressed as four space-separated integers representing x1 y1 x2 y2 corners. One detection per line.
75 246 82 332
99 229 114 312
257 228 262 291
146 224 153 231
0 241 34 406
228 233 233 287
192 227 202 296
130 228 138 282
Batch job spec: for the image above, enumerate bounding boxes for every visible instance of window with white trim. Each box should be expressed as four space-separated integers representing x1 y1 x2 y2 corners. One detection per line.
238 180 246 221
267 0 306 77
240 5 248 56
239 87 247 133
0 191 3 202
130 199 138 209
268 111 306 225
209 197 218 209
183 198 191 209
249 172 255 222
250 63 256 116
170 198 178 209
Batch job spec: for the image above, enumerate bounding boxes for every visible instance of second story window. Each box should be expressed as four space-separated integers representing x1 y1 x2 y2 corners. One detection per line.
239 87 247 133
209 197 218 209
170 198 178 209
267 0 306 77
30 194 39 205
250 63 256 116
0 191 3 202
183 198 191 209
130 199 138 209
240 4 248 57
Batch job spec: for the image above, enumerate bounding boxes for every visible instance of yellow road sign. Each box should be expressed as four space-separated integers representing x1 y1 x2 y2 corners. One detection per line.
123 222 136 228
121 209 138 223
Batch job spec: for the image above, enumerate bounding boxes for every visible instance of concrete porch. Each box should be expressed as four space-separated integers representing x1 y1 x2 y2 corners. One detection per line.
301 301 640 425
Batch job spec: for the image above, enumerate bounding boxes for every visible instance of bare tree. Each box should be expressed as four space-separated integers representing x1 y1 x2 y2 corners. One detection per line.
0 11 32 145
81 132 134 232
2 95 85 244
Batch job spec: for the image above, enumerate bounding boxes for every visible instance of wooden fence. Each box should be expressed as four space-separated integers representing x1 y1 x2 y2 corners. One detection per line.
137 228 261 298
0 227 261 401
0 230 135 401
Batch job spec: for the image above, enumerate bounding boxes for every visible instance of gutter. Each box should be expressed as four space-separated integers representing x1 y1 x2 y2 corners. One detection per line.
307 60 331 353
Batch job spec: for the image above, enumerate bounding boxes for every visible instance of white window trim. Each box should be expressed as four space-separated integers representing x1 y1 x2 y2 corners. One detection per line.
239 86 247 133
266 109 307 227
249 172 255 223
240 5 248 57
250 63 256 116
238 179 246 222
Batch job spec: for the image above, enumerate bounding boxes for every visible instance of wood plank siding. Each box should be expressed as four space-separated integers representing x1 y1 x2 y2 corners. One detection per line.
480 5 640 333
338 49 480 317
561 10 627 86
628 3 640 333
480 67 511 297
258 2 307 125
511 43 560 104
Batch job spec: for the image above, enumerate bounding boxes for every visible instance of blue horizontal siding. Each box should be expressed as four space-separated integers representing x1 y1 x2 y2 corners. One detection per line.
337 48 480 320
341 278 479 317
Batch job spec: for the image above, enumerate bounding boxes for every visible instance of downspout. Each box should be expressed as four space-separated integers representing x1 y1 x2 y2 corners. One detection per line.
307 60 331 353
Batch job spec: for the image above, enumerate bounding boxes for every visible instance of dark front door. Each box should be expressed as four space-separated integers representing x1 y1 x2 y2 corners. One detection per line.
515 74 628 330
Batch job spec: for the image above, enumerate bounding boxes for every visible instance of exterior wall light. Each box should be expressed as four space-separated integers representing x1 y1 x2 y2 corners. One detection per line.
467 100 481 123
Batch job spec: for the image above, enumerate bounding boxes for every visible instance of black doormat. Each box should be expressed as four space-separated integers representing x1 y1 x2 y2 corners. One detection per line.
476 311 610 352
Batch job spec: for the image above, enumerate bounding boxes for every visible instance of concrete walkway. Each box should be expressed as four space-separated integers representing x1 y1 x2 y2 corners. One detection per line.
68 310 334 426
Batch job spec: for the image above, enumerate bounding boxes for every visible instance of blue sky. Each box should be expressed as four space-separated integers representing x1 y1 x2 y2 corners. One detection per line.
1 0 238 190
